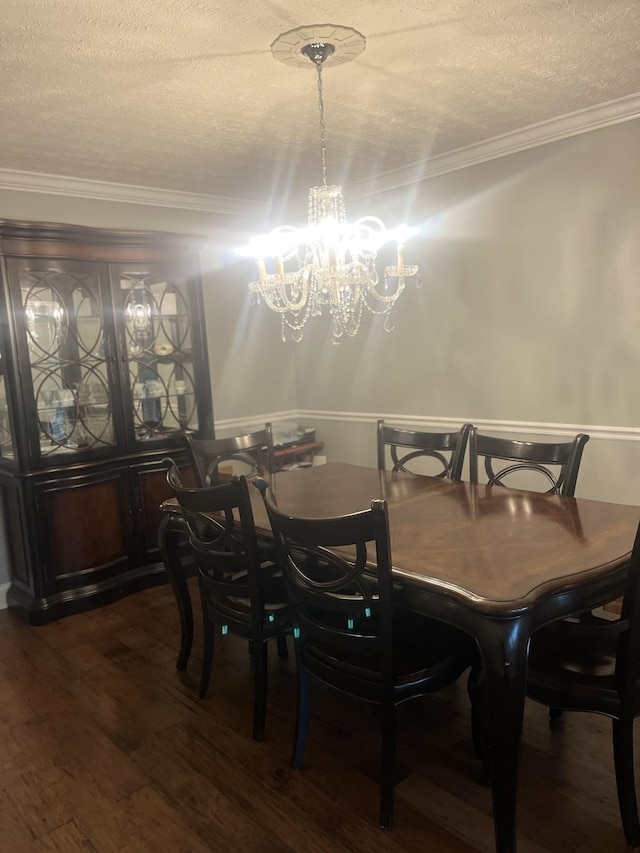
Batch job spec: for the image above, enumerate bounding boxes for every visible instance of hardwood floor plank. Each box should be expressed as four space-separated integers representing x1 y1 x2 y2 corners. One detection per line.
0 585 637 852
10 710 149 801
115 785 223 853
0 783 49 849
145 720 364 853
400 773 553 853
31 819 99 852
131 729 292 852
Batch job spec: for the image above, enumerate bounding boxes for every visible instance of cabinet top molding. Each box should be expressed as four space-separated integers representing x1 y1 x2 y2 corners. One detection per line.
0 219 207 262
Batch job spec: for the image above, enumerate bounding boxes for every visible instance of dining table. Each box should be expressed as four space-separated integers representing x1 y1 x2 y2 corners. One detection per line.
159 461 640 853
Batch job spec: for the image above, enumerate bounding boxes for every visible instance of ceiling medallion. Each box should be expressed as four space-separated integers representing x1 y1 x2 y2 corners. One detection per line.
240 24 420 345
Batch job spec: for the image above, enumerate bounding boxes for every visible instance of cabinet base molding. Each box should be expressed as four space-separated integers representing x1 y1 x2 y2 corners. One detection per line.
7 562 168 626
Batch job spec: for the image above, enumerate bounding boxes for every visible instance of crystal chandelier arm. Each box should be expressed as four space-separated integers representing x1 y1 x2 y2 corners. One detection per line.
249 273 309 314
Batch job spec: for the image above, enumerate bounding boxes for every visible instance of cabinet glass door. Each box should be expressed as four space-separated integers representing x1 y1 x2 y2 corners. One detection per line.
19 268 116 457
118 270 199 444
0 358 15 460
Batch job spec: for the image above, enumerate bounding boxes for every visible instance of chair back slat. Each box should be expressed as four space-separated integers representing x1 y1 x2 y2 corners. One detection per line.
186 423 273 485
468 428 589 495
377 420 472 480
255 479 395 680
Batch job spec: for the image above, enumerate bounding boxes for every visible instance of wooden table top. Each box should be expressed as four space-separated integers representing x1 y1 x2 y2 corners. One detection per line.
250 463 640 616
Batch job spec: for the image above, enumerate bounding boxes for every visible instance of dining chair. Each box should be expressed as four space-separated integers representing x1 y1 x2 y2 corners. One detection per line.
186 423 273 485
468 427 589 495
467 426 592 736
254 477 478 829
164 459 290 741
376 420 472 480
159 425 278 672
526 520 640 846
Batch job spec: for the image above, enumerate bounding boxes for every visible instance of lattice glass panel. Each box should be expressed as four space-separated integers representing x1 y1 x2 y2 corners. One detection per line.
21 270 116 456
0 374 14 460
120 272 198 442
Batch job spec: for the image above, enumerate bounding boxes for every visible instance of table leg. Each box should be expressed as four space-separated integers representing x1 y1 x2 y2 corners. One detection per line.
475 616 531 853
158 514 193 671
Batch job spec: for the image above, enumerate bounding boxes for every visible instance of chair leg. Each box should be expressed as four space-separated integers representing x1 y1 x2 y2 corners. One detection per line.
276 635 289 659
379 700 397 830
549 707 564 726
252 642 269 741
292 665 312 767
612 716 640 845
467 662 491 784
158 517 194 671
467 663 485 757
199 617 215 699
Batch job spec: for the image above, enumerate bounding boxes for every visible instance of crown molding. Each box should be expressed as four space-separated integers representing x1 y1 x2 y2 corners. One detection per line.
0 168 262 216
348 92 640 198
3 92 639 212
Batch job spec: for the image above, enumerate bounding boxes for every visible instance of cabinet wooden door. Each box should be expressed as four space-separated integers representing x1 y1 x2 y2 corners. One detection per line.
3 464 139 623
35 465 133 594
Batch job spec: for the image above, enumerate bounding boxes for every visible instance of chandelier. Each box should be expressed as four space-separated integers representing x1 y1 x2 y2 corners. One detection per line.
241 25 420 345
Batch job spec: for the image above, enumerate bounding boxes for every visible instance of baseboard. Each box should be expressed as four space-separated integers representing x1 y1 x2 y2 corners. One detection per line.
0 582 10 610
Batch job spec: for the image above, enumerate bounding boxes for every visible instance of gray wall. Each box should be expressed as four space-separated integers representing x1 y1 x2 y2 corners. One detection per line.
202 255 297 423
289 118 640 505
293 118 640 425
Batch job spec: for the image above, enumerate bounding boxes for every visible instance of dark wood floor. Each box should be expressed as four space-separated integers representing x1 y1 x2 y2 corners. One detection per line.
0 581 634 852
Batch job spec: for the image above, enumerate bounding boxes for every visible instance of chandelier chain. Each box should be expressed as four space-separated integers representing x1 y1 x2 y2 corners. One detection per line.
315 59 328 188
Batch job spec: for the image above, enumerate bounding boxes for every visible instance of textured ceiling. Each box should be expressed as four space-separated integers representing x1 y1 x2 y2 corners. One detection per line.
1 0 639 206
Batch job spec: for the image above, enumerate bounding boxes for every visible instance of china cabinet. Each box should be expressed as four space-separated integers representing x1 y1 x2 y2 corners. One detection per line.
0 220 212 623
